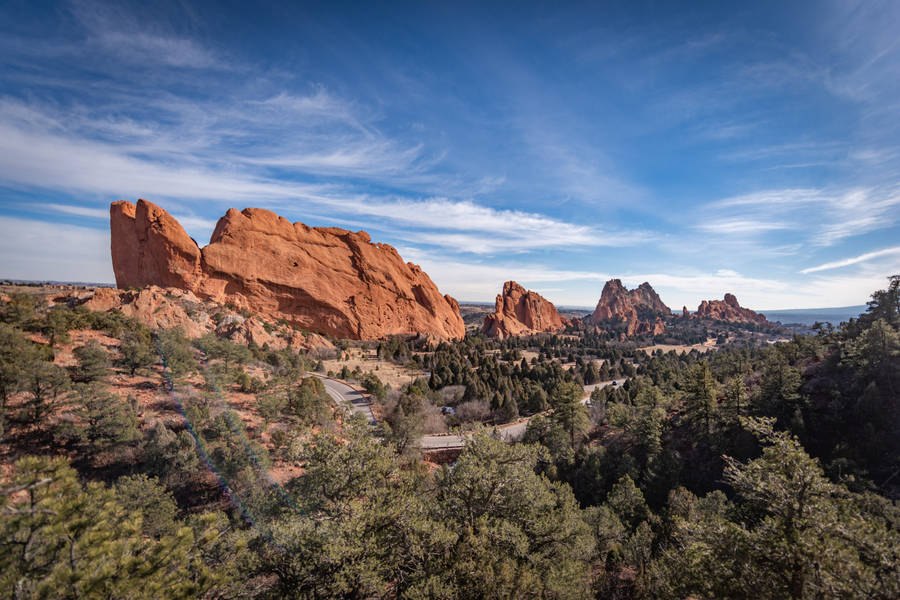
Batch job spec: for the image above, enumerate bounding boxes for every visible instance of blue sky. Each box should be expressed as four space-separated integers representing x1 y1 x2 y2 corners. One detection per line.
1 0 898 309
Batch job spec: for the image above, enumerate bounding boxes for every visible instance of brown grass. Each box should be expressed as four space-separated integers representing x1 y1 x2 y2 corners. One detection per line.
637 338 718 355
321 347 427 388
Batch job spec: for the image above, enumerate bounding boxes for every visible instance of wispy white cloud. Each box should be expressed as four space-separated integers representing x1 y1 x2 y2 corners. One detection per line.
93 32 221 69
801 245 900 274
251 90 369 131
402 245 886 309
70 0 224 70
0 101 644 254
695 218 790 235
699 186 900 247
711 188 823 208
0 116 331 201
342 197 651 250
0 216 113 283
45 203 109 219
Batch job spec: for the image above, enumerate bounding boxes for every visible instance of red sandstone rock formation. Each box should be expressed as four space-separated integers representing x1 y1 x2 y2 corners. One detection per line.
110 200 465 340
695 293 770 326
482 281 569 339
110 201 203 290
590 279 670 336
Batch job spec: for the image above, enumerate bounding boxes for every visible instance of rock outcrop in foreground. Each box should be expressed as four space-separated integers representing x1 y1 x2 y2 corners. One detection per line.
590 279 670 336
79 286 334 352
695 293 770 326
482 281 569 339
110 200 465 340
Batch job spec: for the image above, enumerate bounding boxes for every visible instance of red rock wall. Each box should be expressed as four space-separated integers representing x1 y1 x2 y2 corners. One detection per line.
590 279 671 336
482 281 569 338
695 293 770 325
110 200 465 340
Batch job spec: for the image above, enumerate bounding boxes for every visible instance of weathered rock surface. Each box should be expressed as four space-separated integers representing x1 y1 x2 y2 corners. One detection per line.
76 286 334 353
695 293 770 326
590 279 670 336
110 200 203 290
482 281 569 339
110 200 465 340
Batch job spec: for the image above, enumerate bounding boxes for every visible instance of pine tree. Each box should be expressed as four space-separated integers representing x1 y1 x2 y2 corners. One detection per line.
0 324 31 408
723 375 747 422
551 381 591 448
73 383 141 448
118 330 156 376
73 340 110 383
22 360 69 426
650 418 900 600
436 435 595 598
0 456 221 599
683 361 717 441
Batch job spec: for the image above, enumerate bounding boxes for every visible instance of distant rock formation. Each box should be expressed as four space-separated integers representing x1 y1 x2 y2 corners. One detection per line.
590 279 669 336
695 293 770 326
482 281 569 339
110 200 465 340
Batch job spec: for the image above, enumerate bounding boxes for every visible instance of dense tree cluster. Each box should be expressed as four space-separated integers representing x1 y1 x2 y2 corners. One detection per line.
421 338 583 423
0 278 898 599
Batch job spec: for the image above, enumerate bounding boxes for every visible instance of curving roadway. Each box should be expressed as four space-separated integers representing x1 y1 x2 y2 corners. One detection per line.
314 375 377 425
315 375 628 450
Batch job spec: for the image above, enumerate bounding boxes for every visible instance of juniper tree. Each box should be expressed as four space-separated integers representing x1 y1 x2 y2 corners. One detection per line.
143 421 199 482
156 328 196 378
42 306 72 347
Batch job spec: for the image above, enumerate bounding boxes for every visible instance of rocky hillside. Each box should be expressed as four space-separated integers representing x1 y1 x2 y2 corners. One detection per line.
79 286 334 352
589 279 670 336
482 281 569 338
110 200 465 340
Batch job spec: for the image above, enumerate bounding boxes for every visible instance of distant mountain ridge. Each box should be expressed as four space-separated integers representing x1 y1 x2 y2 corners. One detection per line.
762 305 867 326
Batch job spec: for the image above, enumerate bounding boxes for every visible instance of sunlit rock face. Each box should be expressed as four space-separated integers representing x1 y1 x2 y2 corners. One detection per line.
110 199 465 340
482 281 569 339
695 293 771 326
589 279 669 336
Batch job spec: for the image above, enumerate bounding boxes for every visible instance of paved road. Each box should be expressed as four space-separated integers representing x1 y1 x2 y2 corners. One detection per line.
314 375 377 425
582 378 627 403
417 377 628 450
315 375 628 450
